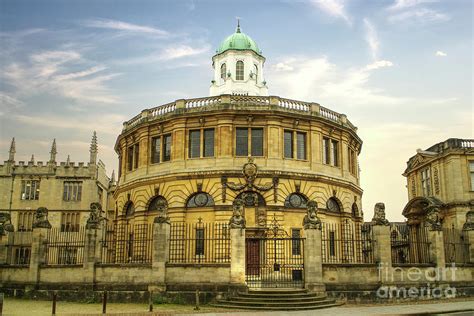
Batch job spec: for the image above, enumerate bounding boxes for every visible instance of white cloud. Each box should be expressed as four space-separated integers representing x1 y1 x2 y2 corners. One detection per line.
388 0 438 11
311 0 351 24
83 19 169 37
435 50 447 57
365 60 394 70
158 45 210 61
363 19 379 60
274 62 295 72
388 8 449 23
2 50 121 104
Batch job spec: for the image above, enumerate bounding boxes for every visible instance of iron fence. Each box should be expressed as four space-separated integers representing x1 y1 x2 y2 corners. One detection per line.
169 221 230 264
100 223 153 264
443 226 470 264
45 227 86 265
390 223 431 264
5 231 32 265
321 221 375 264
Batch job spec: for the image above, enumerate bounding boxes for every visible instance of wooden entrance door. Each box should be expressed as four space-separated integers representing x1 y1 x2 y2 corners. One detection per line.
246 239 260 275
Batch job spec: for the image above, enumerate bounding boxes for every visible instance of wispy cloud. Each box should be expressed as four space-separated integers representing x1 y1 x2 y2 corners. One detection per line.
310 0 351 25
386 0 449 23
0 92 24 116
388 0 438 11
2 50 121 104
365 60 394 70
82 19 169 37
158 45 210 61
435 50 447 57
363 18 379 60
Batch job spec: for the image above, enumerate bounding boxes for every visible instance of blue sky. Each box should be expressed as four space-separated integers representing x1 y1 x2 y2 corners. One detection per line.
0 0 472 221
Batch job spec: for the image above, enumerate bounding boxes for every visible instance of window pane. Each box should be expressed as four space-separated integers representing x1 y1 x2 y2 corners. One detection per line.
127 146 134 171
284 130 293 158
195 228 205 255
323 138 330 164
331 140 339 166
189 130 201 158
297 132 306 160
220 63 226 80
203 129 215 157
236 128 248 156
134 144 139 169
163 134 172 161
236 61 244 80
151 137 161 164
292 229 301 255
251 128 263 156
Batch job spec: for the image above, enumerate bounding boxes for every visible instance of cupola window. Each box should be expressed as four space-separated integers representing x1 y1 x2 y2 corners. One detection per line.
220 63 226 81
236 61 244 80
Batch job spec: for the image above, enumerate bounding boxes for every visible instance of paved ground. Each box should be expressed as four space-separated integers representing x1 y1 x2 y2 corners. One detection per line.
1 298 473 315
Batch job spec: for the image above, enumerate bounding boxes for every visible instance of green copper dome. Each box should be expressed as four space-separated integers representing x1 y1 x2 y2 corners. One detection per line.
216 25 262 56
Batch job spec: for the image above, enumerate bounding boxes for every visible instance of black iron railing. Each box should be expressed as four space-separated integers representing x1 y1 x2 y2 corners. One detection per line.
443 226 470 264
390 223 431 264
5 231 32 265
45 227 85 265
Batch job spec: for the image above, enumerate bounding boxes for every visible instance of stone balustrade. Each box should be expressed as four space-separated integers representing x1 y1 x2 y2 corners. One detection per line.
122 95 357 132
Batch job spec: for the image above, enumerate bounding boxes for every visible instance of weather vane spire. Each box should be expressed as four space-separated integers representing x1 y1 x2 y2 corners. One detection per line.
236 17 241 33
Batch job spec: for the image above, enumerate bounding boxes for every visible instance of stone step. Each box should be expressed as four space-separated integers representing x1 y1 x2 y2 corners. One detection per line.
216 298 337 307
210 302 343 311
231 295 328 302
237 292 323 299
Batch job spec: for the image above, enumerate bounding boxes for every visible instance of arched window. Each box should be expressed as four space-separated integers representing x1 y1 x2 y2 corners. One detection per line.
186 192 214 208
220 63 226 80
284 193 308 209
124 202 135 217
236 191 266 207
236 61 244 80
148 196 168 212
352 203 359 217
326 197 341 213
254 64 258 82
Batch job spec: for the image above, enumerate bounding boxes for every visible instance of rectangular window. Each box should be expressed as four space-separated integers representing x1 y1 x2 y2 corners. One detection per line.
203 129 215 157
292 229 301 255
127 145 134 171
18 211 34 231
189 130 201 158
61 212 80 232
323 137 330 165
236 61 244 80
195 228 205 256
251 128 263 156
421 168 431 196
63 181 83 201
163 134 172 162
134 144 139 169
329 231 335 256
284 130 293 158
151 137 161 164
20 180 40 200
127 144 139 171
348 148 357 175
236 128 248 156
470 161 474 191
331 140 339 167
296 132 306 160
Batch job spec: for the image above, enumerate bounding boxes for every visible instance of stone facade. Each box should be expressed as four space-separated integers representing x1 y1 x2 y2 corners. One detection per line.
403 139 474 229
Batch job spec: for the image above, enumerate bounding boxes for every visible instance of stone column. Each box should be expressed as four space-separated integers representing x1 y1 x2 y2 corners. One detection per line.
370 202 392 283
462 210 474 263
230 228 246 286
427 229 445 268
150 219 170 292
28 227 49 286
82 225 102 286
303 227 325 293
0 234 8 264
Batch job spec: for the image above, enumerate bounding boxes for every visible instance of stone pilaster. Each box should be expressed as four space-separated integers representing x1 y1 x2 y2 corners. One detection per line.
28 227 49 286
150 221 170 292
303 228 325 293
372 224 392 283
230 228 246 285
0 234 8 264
428 229 445 268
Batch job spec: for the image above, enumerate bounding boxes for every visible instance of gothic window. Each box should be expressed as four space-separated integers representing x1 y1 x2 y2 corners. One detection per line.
17 211 34 231
352 203 359 217
148 196 168 212
284 193 308 209
220 63 226 80
326 197 341 212
235 127 264 157
20 180 40 200
61 212 80 232
186 192 214 208
63 181 82 201
124 202 135 217
236 61 244 80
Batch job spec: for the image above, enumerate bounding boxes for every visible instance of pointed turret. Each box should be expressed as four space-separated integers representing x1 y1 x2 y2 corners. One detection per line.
90 131 98 165
49 139 57 163
30 154 35 164
110 170 116 185
66 155 70 165
8 137 16 162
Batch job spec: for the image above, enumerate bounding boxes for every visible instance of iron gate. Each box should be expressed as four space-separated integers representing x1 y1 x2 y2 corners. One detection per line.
245 236 304 288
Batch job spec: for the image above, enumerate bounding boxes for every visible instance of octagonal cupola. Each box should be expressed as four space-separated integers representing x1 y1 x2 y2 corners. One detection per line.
210 22 268 96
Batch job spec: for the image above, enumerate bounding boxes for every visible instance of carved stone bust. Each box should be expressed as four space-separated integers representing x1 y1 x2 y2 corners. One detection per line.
463 210 474 231
303 200 321 230
32 207 52 229
0 212 14 235
86 202 105 229
154 198 170 224
424 206 442 231
372 202 389 226
229 198 246 229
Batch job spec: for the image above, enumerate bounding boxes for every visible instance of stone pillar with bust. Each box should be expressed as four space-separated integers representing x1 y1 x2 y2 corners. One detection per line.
83 203 105 287
0 213 14 264
229 198 247 292
28 207 51 287
462 210 474 263
424 206 445 268
370 203 392 282
150 198 170 293
302 201 325 294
